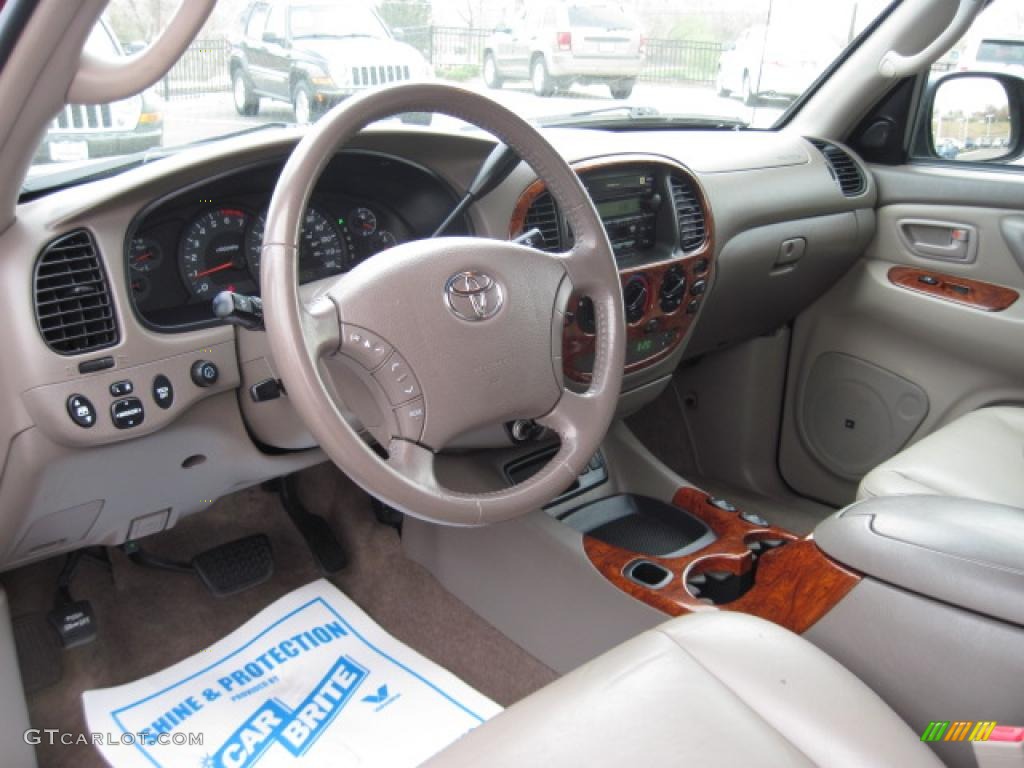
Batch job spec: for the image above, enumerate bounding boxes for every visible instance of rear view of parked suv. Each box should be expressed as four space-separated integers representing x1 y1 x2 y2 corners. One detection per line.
229 0 433 124
483 0 644 99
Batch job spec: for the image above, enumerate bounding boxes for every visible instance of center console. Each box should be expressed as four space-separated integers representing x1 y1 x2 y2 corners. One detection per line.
571 487 859 634
510 156 714 384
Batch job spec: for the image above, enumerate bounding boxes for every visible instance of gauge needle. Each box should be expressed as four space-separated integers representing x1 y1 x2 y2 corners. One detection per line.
195 261 235 278
135 252 151 262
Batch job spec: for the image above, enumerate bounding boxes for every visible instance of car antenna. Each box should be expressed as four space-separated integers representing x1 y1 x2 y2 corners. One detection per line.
432 141 521 237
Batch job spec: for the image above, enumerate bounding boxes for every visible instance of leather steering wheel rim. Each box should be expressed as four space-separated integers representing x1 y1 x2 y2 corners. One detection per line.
261 83 624 526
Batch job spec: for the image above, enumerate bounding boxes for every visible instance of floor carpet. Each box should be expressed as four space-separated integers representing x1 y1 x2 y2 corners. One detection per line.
3 463 557 768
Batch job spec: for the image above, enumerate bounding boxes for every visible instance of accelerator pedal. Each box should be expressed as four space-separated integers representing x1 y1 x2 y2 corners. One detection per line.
191 534 274 597
277 475 347 574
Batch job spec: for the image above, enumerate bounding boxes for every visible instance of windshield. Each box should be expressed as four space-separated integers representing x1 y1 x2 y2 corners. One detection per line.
290 5 389 39
29 0 900 188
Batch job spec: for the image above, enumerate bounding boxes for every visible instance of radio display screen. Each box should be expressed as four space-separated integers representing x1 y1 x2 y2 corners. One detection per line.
596 198 642 219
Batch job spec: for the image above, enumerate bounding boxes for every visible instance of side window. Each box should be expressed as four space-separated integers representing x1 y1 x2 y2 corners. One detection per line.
245 5 270 40
913 1 1024 166
264 4 287 43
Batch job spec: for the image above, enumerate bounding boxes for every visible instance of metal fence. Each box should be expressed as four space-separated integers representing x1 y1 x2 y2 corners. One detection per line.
157 31 724 100
160 38 231 99
403 27 723 86
642 39 722 86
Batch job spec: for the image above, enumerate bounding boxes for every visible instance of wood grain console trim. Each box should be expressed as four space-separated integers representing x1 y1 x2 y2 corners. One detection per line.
583 488 860 634
509 156 715 383
888 266 1018 312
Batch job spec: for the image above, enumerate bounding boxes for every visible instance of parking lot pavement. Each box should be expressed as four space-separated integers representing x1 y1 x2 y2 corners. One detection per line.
161 79 786 148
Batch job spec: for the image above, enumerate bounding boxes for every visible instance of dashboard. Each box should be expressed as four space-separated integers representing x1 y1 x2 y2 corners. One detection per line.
126 151 469 330
0 125 877 574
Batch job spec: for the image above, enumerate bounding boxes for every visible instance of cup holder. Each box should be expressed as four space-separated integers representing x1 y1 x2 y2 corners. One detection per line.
686 534 794 605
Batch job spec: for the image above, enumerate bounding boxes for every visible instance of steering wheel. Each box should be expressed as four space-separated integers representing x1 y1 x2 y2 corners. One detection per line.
261 83 624 526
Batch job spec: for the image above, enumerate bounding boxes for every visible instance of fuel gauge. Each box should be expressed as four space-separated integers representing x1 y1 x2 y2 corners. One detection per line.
349 207 377 237
128 237 164 273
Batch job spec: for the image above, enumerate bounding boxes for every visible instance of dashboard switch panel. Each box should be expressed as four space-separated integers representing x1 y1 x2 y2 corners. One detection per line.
109 380 134 397
67 395 97 429
111 398 145 430
191 360 220 388
152 375 174 409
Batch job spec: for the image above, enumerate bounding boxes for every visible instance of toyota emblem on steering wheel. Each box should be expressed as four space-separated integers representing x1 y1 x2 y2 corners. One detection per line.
444 271 504 321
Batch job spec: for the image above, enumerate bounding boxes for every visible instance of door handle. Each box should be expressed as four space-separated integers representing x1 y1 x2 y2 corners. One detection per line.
897 219 977 263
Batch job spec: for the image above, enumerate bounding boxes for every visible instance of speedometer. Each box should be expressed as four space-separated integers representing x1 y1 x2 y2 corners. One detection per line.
246 207 350 285
179 208 257 299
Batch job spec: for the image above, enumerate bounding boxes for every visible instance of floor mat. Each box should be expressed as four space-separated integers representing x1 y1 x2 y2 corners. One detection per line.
83 579 500 768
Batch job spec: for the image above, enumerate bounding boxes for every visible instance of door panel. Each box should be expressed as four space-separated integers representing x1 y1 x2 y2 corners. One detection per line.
780 165 1024 506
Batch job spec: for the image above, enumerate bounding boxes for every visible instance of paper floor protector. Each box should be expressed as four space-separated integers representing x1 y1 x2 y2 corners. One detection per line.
82 580 501 767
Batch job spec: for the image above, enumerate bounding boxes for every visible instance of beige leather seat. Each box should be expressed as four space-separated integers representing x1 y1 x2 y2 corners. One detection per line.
427 612 941 767
858 406 1024 506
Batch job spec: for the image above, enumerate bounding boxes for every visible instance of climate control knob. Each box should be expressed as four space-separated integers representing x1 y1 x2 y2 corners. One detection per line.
660 266 686 313
623 277 649 325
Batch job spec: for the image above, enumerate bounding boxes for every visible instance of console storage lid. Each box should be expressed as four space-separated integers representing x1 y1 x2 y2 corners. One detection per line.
814 495 1024 627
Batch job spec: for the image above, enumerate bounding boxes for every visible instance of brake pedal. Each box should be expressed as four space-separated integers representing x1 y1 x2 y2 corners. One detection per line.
191 534 274 597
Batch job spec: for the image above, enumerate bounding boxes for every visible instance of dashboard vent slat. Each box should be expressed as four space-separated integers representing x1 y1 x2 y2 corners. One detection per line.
523 192 562 252
807 138 866 197
33 230 119 355
668 175 707 253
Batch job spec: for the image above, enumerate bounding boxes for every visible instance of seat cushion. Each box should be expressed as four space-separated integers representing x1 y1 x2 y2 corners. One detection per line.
426 612 941 768
858 406 1024 505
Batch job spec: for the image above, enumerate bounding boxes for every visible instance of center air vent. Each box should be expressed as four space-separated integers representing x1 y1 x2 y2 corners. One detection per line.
34 230 118 355
668 175 707 253
522 191 562 252
807 138 866 197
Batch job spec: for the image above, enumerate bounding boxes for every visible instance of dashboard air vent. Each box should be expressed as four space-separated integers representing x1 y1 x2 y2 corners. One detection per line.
33 230 118 355
668 175 707 253
523 192 562 252
807 138 866 197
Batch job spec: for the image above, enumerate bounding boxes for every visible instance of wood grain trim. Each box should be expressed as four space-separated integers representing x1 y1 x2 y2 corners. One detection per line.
583 488 860 634
509 156 715 382
888 266 1019 312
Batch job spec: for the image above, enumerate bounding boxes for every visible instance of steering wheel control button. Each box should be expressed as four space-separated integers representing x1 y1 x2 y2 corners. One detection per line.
109 380 134 397
445 271 503 321
190 360 219 388
374 353 421 405
250 378 283 403
341 324 391 370
395 399 426 441
67 395 97 428
152 375 174 409
111 397 145 429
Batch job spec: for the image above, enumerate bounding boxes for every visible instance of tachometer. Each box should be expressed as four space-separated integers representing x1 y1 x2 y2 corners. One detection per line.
246 207 350 284
128 237 163 273
179 208 257 299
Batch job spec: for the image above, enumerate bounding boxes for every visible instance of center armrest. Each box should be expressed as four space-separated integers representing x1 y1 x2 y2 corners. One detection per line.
814 495 1024 627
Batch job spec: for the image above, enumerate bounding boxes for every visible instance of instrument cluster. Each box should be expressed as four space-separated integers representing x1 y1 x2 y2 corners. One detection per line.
125 152 467 331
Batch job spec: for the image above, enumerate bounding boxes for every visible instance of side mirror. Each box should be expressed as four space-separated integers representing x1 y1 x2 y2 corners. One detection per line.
392 28 406 41
123 41 147 55
920 72 1020 164
722 42 736 52
494 25 512 35
263 32 286 46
